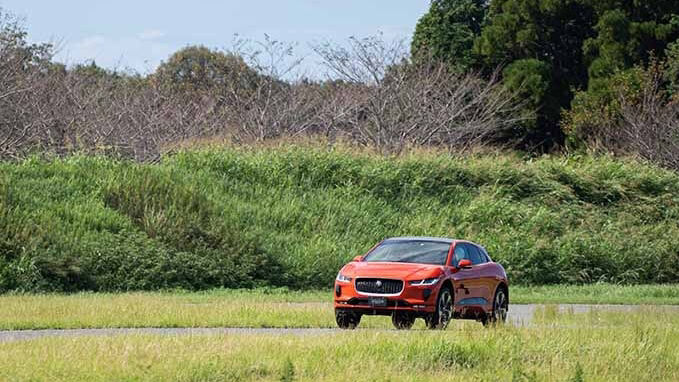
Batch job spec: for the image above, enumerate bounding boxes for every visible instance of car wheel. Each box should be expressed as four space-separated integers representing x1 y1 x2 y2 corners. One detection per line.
425 286 453 330
484 286 508 326
335 309 361 329
391 312 415 330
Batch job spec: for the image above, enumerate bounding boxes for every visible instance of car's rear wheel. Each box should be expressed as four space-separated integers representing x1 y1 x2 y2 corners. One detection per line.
483 286 508 326
335 309 361 329
391 312 415 330
425 286 453 330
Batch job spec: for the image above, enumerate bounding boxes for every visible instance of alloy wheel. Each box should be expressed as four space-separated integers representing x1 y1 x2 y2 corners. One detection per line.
492 289 508 323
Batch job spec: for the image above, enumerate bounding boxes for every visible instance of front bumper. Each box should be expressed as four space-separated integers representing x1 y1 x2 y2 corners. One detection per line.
333 280 438 314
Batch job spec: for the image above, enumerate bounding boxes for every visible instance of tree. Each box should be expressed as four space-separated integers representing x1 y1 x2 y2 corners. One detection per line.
665 40 679 96
583 4 679 92
471 0 679 149
502 59 552 142
0 7 55 158
314 36 525 153
565 3 679 147
474 0 596 149
153 45 259 93
411 0 489 71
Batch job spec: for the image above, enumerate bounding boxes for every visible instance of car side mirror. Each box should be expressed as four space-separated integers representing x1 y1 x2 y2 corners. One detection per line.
458 259 472 269
352 255 363 262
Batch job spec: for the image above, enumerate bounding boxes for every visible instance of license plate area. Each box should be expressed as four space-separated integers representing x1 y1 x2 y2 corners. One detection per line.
370 297 387 307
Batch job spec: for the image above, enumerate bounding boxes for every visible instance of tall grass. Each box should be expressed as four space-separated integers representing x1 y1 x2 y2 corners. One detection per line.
1 145 679 291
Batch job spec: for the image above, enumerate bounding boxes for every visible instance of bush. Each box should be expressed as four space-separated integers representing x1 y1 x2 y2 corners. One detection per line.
565 62 679 171
563 67 646 148
1 147 678 292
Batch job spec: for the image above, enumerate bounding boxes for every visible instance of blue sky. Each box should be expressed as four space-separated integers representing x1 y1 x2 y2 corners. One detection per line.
0 1 429 75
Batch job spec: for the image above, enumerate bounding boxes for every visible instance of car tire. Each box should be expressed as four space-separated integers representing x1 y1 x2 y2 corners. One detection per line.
483 286 508 327
425 285 453 330
335 309 361 329
391 312 415 330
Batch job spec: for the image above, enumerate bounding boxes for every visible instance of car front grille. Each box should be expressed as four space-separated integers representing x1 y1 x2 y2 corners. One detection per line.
355 278 403 295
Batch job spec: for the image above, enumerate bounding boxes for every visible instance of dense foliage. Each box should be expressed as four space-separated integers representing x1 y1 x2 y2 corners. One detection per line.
413 0 679 149
1 146 678 292
153 45 261 93
411 0 488 71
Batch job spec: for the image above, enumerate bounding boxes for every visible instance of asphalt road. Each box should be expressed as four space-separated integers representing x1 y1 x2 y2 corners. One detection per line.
1 304 677 343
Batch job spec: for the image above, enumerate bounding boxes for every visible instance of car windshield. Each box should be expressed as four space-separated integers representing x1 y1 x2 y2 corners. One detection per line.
363 240 450 265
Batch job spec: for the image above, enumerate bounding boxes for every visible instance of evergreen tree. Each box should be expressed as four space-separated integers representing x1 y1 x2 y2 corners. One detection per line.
411 0 488 71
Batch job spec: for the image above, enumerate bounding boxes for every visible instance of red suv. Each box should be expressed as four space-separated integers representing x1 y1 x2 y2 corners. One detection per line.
333 237 508 329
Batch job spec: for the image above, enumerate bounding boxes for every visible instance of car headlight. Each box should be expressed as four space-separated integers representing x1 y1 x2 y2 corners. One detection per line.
409 278 440 286
336 272 352 283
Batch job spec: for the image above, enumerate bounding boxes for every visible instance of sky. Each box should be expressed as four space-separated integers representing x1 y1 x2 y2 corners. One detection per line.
0 1 429 75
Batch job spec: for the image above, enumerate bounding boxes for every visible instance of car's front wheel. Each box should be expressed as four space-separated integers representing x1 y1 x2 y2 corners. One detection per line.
425 286 453 330
391 312 415 330
335 309 361 329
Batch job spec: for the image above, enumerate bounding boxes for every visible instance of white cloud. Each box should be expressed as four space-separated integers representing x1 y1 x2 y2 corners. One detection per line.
138 30 165 41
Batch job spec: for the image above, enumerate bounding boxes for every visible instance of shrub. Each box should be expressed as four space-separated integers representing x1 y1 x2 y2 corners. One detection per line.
565 62 679 172
1 147 678 292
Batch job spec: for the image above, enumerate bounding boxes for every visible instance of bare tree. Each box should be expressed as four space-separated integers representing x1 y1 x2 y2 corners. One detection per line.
0 10 53 159
220 36 322 142
615 71 679 170
313 35 526 153
1 24 528 161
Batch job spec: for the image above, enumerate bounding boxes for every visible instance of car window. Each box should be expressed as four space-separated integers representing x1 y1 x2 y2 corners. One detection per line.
466 244 485 265
478 246 491 262
363 240 451 265
452 244 468 267
472 245 488 264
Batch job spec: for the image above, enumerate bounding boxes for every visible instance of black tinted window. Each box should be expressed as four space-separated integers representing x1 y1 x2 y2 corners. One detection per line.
466 244 485 265
478 247 491 262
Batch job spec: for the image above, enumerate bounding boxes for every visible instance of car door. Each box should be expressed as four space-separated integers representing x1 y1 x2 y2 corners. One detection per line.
449 243 482 306
469 244 495 309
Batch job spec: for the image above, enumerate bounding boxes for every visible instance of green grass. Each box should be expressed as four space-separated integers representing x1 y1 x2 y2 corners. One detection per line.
0 289 337 330
1 285 677 330
511 284 679 305
2 144 679 291
1 309 677 381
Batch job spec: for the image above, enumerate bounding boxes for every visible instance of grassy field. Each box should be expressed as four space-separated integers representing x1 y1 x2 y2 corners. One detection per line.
1 308 677 381
510 284 679 305
1 285 678 330
2 145 679 292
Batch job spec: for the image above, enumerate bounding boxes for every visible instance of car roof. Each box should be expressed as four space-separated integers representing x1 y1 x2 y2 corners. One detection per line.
384 236 456 244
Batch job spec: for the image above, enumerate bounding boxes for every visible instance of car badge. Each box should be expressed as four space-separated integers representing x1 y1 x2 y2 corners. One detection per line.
376 280 382 287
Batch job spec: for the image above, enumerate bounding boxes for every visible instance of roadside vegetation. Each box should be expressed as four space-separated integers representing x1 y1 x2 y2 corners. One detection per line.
2 146 679 292
1 309 677 381
1 285 678 330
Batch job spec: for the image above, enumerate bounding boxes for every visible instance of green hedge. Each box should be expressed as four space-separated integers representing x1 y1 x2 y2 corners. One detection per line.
1 146 678 291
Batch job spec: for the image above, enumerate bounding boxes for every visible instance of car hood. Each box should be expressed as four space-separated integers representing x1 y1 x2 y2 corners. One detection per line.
342 261 443 280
